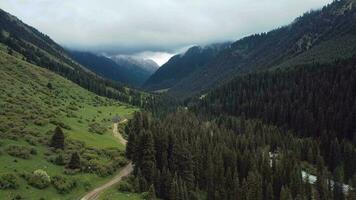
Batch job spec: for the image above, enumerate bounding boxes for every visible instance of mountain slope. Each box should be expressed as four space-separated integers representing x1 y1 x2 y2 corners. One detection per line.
144 43 230 91
168 0 356 98
0 46 138 199
69 51 156 87
0 8 143 105
108 55 159 86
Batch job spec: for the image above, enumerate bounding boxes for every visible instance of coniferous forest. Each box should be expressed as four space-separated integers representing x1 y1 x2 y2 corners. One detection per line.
126 57 356 200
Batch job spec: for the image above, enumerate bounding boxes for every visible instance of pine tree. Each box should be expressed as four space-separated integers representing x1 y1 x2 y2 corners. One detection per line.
266 182 274 200
169 176 179 200
140 130 156 185
50 126 65 149
333 166 345 200
304 175 313 200
67 152 81 169
146 184 157 200
290 165 303 198
246 171 263 200
347 175 356 200
280 186 293 200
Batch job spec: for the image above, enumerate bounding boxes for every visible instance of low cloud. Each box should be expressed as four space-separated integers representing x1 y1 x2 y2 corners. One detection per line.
0 0 333 54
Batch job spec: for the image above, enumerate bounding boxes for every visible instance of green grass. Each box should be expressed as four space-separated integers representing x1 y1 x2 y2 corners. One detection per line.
0 48 138 199
100 187 143 200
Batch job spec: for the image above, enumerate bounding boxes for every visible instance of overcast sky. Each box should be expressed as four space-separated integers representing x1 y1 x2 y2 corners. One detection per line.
0 0 332 65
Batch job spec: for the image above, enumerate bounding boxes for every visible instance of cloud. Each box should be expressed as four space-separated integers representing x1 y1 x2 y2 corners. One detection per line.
0 0 333 54
133 51 175 66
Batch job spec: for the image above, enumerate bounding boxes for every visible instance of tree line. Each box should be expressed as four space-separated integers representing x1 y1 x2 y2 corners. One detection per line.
125 111 356 200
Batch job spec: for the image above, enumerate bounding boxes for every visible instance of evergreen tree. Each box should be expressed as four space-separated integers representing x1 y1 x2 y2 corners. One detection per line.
265 182 274 200
246 171 262 200
280 186 293 200
67 152 81 169
169 176 179 200
50 126 65 149
333 166 345 200
140 130 156 185
347 175 356 200
146 184 157 200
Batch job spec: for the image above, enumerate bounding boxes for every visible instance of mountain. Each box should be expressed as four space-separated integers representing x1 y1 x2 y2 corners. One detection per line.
69 51 157 87
0 8 143 106
143 43 230 91
166 0 356 98
108 55 159 85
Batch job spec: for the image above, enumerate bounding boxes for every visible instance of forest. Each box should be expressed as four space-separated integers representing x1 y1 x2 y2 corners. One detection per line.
125 56 356 200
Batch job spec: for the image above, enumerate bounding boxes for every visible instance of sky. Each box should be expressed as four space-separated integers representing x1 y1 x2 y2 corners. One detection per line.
0 0 333 65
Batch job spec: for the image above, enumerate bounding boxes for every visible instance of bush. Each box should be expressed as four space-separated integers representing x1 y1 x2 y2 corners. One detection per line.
6 145 35 159
54 154 65 165
87 159 114 177
24 135 37 146
25 169 51 189
88 123 106 135
117 180 134 192
82 180 92 191
0 173 19 189
51 175 76 194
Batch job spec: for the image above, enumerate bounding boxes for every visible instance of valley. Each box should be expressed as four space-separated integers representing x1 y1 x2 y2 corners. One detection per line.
1 0 356 200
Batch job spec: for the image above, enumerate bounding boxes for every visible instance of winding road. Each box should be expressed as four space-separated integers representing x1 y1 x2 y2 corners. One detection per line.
80 120 133 200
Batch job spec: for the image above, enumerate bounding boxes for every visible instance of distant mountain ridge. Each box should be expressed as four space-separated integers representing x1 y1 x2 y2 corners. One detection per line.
108 54 159 86
143 42 231 91
69 51 158 87
150 0 356 98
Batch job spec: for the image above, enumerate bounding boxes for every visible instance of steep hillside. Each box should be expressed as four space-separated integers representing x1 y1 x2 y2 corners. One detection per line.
0 8 143 105
69 51 156 87
144 43 230 91
168 0 356 98
0 47 138 199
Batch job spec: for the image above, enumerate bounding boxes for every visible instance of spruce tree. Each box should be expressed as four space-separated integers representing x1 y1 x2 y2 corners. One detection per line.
67 152 81 169
50 126 65 149
280 186 293 200
347 175 356 200
333 167 345 200
140 130 156 185
146 184 157 200
169 176 179 200
266 182 274 200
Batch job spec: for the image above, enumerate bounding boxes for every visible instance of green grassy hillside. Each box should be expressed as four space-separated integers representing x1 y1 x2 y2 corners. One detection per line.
0 47 138 199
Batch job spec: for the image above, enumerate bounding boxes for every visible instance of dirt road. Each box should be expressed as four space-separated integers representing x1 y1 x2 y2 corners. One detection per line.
80 120 133 200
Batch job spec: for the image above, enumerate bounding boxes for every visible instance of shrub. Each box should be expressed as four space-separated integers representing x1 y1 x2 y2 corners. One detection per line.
82 180 92 191
24 135 37 146
6 145 34 159
0 173 19 189
13 194 22 200
117 180 134 192
34 118 48 126
142 185 156 200
26 169 51 189
88 123 106 135
87 159 114 177
51 175 76 194
54 154 65 165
